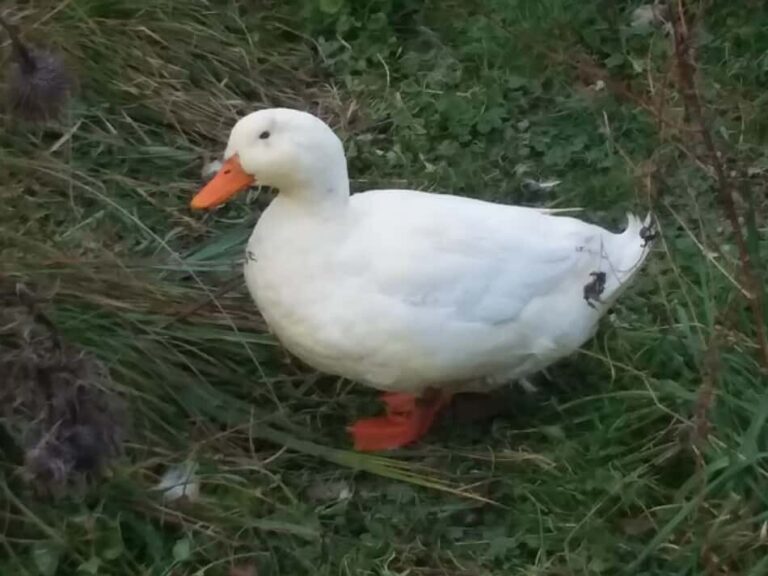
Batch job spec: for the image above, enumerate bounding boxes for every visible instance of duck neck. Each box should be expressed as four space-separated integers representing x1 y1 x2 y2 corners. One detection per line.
279 164 351 214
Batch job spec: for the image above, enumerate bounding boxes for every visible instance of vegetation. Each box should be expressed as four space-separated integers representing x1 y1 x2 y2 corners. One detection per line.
1 0 766 574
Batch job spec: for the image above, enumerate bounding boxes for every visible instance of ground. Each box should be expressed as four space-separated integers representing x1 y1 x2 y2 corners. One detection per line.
1 1 767 575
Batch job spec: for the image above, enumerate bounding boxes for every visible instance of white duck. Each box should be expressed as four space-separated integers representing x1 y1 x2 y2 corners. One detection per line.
191 108 653 451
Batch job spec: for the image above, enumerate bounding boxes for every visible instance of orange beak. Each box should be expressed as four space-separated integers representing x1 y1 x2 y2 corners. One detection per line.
190 155 255 210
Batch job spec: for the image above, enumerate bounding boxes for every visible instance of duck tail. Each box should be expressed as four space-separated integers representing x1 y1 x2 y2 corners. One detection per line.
602 212 655 304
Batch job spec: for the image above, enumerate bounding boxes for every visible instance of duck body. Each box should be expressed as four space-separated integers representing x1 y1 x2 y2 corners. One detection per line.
191 108 654 450
247 187 649 393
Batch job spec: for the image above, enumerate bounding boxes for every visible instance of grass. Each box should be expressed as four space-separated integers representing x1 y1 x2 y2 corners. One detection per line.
1 0 767 574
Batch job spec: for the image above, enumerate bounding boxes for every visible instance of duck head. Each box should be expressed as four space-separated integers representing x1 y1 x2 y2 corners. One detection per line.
190 108 349 209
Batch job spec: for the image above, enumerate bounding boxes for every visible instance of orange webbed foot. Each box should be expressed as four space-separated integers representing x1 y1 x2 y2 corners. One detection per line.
347 390 450 451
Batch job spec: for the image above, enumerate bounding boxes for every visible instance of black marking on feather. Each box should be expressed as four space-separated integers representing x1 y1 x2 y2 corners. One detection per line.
246 250 257 263
639 220 657 248
583 271 607 309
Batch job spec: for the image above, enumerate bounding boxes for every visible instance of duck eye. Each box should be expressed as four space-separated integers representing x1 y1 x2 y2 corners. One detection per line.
259 130 271 140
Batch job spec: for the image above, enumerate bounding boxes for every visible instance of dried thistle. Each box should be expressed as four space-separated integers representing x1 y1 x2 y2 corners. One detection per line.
0 13 74 122
0 283 127 499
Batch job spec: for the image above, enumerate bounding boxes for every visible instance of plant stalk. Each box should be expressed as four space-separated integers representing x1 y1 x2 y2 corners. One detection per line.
670 0 768 372
0 13 36 73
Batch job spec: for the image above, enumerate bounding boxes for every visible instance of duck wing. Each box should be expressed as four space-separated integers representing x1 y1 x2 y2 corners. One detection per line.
348 190 651 326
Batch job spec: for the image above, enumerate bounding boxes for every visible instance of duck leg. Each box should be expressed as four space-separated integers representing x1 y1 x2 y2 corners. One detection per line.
347 389 451 451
